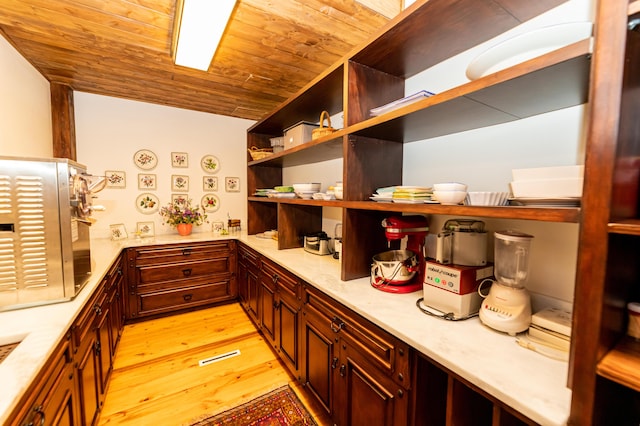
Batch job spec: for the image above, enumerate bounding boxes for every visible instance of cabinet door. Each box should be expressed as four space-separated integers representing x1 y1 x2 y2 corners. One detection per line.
95 294 113 399
10 335 77 426
302 302 339 418
277 285 301 378
75 332 100 426
246 265 260 324
259 271 277 345
339 342 409 426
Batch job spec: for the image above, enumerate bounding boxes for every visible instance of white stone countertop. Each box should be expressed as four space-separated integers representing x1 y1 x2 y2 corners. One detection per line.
0 232 571 425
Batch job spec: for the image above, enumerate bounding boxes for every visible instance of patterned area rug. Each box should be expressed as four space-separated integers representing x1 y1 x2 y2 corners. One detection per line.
191 385 317 426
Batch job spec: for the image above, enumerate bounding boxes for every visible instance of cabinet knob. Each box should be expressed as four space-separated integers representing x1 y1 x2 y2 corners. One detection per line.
182 268 192 277
331 357 339 369
398 373 404 382
30 404 45 426
183 294 193 301
330 316 344 333
397 389 404 398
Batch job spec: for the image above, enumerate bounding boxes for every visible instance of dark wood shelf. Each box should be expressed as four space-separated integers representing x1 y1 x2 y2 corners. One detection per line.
248 197 581 223
596 336 640 392
608 219 640 235
350 41 590 143
248 132 345 168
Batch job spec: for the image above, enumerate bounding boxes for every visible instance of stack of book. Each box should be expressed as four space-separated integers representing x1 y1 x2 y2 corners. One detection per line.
527 307 572 352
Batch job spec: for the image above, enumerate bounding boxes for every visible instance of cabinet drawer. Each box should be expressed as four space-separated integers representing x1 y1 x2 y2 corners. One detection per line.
262 258 299 296
133 241 234 266
238 243 260 268
304 285 410 387
138 278 233 316
137 257 231 285
73 288 104 348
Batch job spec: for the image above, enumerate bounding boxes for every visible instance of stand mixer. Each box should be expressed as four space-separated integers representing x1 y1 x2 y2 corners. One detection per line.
479 230 534 335
372 215 429 293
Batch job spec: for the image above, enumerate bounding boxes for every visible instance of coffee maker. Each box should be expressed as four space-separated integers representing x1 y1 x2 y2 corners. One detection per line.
373 215 429 293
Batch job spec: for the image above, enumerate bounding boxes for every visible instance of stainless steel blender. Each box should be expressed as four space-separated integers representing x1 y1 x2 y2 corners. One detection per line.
479 230 534 335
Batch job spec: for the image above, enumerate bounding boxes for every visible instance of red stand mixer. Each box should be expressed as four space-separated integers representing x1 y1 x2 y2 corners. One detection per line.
371 215 429 293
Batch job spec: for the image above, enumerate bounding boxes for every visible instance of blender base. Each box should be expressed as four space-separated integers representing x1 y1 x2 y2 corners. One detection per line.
479 283 532 335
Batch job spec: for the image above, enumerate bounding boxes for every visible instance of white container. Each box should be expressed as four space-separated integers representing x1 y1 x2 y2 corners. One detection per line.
510 177 583 198
511 165 584 181
283 121 318 149
465 191 509 206
270 136 284 147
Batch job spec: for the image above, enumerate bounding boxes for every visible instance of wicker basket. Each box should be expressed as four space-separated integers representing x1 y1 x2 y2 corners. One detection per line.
248 146 273 160
312 110 337 140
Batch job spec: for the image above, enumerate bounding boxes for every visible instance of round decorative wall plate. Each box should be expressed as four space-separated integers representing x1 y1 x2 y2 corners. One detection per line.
201 155 220 174
201 193 220 212
133 149 158 170
136 193 159 214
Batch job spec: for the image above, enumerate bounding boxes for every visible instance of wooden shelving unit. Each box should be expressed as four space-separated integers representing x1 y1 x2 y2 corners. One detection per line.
246 0 640 423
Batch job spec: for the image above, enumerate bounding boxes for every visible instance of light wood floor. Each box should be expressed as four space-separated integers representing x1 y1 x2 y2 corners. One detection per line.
98 303 330 425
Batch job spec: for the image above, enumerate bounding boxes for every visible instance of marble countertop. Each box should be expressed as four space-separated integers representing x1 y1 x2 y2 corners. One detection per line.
0 232 571 425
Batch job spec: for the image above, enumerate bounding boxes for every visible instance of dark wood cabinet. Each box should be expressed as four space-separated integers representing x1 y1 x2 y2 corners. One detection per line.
125 241 237 319
569 1 640 424
238 242 260 324
6 333 76 426
301 285 411 425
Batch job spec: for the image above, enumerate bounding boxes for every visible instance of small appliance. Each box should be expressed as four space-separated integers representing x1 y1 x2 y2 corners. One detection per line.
372 215 429 293
304 231 332 256
422 260 494 319
435 219 487 266
479 230 534 335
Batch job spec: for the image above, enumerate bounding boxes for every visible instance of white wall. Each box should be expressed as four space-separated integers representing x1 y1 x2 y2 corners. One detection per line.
74 93 254 238
0 36 52 157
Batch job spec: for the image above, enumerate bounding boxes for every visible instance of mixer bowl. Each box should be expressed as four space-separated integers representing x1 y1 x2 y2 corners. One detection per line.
371 250 418 285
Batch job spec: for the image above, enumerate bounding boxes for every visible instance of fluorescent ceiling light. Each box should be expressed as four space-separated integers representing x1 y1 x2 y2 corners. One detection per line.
173 0 236 71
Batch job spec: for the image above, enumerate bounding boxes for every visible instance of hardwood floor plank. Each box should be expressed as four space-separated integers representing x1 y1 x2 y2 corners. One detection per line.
98 303 329 425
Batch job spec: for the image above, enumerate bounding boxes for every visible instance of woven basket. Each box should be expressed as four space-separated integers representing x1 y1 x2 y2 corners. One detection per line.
248 146 273 160
312 111 337 140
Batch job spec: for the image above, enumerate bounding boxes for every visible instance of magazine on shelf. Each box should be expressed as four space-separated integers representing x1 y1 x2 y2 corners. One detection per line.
369 90 435 116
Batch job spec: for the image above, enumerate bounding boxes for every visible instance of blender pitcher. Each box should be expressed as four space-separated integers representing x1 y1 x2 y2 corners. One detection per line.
479 230 534 335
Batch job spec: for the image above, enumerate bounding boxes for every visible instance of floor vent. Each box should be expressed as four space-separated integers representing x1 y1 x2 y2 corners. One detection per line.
199 349 241 367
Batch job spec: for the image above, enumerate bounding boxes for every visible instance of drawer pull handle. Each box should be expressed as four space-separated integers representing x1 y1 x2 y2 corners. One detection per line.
183 294 193 301
340 364 346 377
272 273 279 284
182 248 192 256
182 268 192 277
331 357 339 369
330 316 344 333
30 404 45 426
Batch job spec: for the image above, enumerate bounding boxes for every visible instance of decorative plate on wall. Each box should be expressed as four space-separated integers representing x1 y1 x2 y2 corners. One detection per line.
136 193 159 214
201 194 220 212
201 155 220 174
133 149 158 170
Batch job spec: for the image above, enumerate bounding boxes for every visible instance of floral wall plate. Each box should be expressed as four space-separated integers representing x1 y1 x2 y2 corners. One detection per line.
201 194 220 212
134 149 158 170
201 155 220 174
136 193 159 214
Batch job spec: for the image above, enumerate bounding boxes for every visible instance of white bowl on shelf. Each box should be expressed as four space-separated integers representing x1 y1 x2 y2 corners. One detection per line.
433 182 467 192
293 183 321 192
432 190 467 205
465 191 509 206
296 190 316 199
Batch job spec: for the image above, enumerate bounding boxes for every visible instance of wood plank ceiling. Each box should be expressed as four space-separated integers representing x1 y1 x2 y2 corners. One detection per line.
0 0 401 121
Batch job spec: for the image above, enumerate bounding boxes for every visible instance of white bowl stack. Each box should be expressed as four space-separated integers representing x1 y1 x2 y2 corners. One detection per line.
293 183 321 199
432 182 467 205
